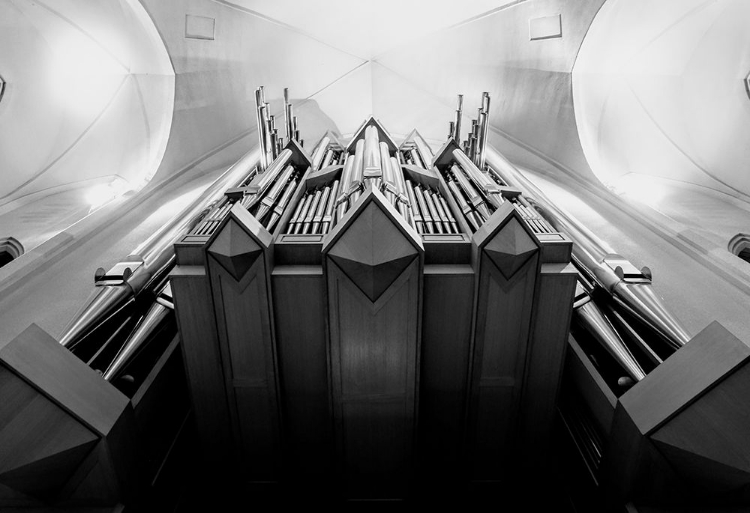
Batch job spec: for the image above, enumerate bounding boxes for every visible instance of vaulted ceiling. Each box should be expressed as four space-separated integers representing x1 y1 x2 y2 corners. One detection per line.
2 0 750 216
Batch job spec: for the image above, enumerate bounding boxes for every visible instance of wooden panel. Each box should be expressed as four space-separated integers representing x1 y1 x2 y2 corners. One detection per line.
328 260 420 498
0 366 98 499
170 266 233 468
620 321 750 435
208 253 281 482
271 266 332 485
602 403 689 507
0 324 128 437
469 251 538 480
0 324 138 505
519 262 577 471
419 265 474 480
651 363 750 488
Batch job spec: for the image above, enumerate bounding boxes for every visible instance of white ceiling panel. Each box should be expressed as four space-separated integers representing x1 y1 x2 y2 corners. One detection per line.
220 0 520 60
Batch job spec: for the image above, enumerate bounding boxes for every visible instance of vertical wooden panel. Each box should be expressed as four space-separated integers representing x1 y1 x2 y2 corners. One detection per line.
419 265 474 487
520 262 577 472
468 206 540 483
171 266 233 471
323 189 424 499
469 255 538 480
272 266 332 489
328 260 420 498
208 254 280 482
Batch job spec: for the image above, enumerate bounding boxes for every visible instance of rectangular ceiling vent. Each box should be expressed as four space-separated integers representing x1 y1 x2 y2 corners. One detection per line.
529 14 562 41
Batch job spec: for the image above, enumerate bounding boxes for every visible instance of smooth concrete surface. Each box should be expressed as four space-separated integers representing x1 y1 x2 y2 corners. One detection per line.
140 0 364 186
573 0 750 199
372 0 605 180
0 186 97 253
0 0 174 204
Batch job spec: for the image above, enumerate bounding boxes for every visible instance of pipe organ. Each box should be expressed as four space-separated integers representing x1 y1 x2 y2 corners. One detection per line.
170 113 580 500
0 89 749 510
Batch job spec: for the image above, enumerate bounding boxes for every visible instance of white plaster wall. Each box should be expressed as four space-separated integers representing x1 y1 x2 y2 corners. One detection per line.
0 0 175 206
573 0 750 199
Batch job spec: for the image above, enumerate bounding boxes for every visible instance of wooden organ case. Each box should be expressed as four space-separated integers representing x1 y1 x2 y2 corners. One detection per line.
171 118 578 501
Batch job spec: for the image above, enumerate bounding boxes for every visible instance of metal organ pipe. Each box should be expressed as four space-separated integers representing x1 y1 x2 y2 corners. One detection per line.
311 136 331 170
350 139 366 203
454 94 463 144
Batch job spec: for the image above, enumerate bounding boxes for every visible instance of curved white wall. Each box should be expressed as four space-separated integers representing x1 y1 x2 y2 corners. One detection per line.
573 0 750 198
0 0 174 206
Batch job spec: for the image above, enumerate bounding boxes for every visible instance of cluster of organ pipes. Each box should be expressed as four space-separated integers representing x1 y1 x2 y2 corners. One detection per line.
255 86 302 171
53 92 691 412
286 180 339 235
57 86 314 392
440 98 692 392
449 92 491 170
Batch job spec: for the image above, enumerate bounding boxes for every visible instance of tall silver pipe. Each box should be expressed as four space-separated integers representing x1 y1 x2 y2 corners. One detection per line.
480 92 491 169
574 288 646 383
255 88 267 170
454 94 463 144
363 126 381 181
484 146 691 349
102 282 174 381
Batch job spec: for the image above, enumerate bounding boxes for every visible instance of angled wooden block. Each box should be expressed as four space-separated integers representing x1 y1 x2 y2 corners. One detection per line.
603 322 750 504
0 324 139 505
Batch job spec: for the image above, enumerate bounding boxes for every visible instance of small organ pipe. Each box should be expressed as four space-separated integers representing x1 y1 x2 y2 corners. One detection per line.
322 180 340 234
292 194 314 234
454 94 463 144
302 189 323 234
311 186 331 234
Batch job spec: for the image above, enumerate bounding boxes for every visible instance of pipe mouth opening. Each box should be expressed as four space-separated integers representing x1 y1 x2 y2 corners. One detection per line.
728 233 750 263
0 237 24 268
